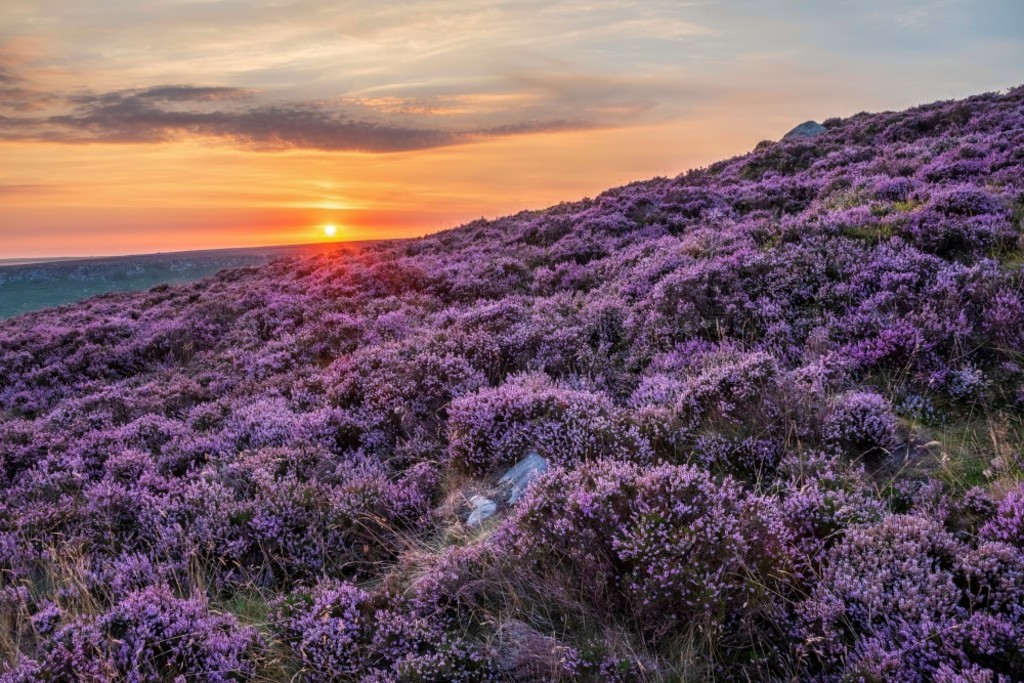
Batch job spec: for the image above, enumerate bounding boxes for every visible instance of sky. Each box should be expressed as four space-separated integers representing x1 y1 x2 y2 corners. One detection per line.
0 0 1022 257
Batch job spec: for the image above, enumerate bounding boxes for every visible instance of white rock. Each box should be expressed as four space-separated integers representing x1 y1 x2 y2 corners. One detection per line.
466 495 498 527
499 451 549 504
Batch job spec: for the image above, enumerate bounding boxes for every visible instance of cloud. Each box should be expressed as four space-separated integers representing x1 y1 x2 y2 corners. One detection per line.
67 85 250 106
0 85 57 112
0 81 593 152
0 2 728 152
0 57 59 112
0 183 52 194
4 0 1019 155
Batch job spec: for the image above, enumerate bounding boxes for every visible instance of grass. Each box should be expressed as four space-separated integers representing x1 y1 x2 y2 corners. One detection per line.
892 199 922 213
213 588 298 683
997 248 1024 272
843 222 896 244
896 412 1024 493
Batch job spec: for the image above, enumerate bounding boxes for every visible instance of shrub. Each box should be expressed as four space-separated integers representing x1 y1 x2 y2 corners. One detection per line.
446 374 648 475
6 586 261 682
822 391 899 459
981 483 1024 548
874 175 916 202
772 450 886 583
500 460 791 668
273 579 499 683
796 515 966 681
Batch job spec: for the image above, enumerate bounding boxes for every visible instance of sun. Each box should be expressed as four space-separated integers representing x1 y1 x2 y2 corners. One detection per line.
323 224 337 238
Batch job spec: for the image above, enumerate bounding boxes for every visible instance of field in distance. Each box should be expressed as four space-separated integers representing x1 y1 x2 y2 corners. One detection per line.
0 241 387 319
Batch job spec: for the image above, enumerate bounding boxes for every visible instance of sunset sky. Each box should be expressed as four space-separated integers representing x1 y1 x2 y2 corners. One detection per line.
1 0 1022 257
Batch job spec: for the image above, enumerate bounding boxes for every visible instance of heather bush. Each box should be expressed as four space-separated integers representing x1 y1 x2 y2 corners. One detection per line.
627 348 796 466
902 210 1016 258
796 515 965 680
220 448 434 582
446 374 649 475
797 513 1024 681
675 351 783 431
500 460 792 672
689 433 785 480
772 450 885 582
980 483 1024 548
821 390 899 459
874 175 916 202
4 586 261 682
958 541 1024 633
154 475 252 578
273 578 499 682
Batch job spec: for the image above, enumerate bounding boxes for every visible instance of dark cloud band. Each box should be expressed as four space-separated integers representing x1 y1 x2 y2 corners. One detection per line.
0 82 590 152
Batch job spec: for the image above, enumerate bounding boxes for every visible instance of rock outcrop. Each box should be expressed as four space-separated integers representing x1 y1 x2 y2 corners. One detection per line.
783 120 827 140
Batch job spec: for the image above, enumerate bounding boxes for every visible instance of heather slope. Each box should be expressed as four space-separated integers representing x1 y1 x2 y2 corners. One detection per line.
1 87 1023 682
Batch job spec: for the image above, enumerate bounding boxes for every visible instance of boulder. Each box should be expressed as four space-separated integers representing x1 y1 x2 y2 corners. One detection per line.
466 495 498 527
463 451 550 526
499 451 549 504
783 121 827 140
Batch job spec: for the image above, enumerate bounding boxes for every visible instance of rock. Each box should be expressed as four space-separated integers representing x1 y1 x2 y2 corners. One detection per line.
499 451 549 504
466 495 498 527
463 452 549 527
782 121 827 140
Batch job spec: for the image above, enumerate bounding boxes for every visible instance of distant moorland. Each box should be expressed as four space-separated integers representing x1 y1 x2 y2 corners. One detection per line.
0 243 378 320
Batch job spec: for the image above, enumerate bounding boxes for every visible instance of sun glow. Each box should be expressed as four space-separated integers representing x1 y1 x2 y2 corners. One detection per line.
323 224 337 238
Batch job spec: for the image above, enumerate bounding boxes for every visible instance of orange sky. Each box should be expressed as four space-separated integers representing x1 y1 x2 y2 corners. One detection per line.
0 121 761 256
1 1 1022 257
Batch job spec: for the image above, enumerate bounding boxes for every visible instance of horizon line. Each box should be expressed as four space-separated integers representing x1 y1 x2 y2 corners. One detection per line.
0 237 405 266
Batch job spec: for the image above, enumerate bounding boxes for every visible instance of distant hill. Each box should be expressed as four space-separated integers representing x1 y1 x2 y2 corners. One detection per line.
0 257 84 267
0 242 385 319
0 87 1022 682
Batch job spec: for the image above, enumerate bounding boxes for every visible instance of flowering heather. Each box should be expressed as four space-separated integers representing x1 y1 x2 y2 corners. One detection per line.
2 586 260 682
797 515 1024 681
273 577 500 682
447 373 649 474
821 390 899 460
981 483 1024 548
2 87 1024 680
498 460 791 670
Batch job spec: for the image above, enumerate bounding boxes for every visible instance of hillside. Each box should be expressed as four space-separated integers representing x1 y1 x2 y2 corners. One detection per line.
0 243 362 320
1 87 1023 682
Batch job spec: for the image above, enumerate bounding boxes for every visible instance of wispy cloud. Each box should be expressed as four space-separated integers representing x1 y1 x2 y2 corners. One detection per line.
0 1 728 152
0 81 593 151
0 183 54 195
0 2 1019 160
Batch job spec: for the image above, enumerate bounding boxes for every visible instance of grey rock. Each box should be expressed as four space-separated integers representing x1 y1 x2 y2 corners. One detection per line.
499 451 549 504
463 451 550 527
782 121 827 140
466 495 498 527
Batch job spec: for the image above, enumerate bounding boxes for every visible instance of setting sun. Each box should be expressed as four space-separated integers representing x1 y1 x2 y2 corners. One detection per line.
323 224 337 238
